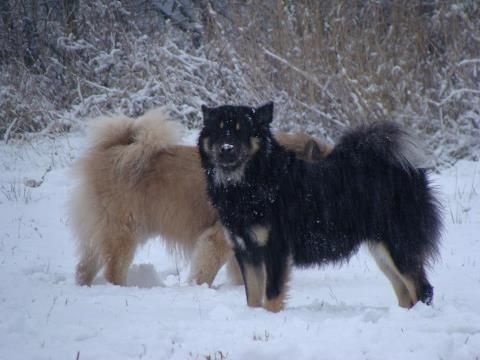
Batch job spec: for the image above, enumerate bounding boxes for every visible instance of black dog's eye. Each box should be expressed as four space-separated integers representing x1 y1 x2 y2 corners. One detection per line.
236 122 240 131
220 121 224 129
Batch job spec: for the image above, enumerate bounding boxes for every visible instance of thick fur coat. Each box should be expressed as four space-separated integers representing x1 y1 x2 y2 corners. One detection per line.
198 102 443 312
69 108 331 286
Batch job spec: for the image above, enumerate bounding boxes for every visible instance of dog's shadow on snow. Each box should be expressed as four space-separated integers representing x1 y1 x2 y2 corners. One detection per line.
92 263 172 288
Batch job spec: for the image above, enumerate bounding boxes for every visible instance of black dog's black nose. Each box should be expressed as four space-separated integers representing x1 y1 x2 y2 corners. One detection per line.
220 143 234 154
219 143 237 164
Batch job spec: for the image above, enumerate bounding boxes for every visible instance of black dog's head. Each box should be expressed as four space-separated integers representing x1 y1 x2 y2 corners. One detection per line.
199 102 274 184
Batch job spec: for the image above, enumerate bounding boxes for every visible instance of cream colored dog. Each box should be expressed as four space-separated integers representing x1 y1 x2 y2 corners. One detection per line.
69 109 331 286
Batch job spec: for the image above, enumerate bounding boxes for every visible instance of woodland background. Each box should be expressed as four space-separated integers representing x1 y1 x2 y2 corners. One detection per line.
1 0 479 167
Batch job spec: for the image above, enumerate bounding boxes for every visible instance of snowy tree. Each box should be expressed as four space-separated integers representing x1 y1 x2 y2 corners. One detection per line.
0 0 479 166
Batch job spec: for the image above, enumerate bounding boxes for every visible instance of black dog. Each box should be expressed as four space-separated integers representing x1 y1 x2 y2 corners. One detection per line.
198 102 442 312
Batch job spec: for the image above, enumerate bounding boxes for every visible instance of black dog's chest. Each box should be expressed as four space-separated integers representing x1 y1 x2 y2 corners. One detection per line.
215 182 276 229
210 183 277 262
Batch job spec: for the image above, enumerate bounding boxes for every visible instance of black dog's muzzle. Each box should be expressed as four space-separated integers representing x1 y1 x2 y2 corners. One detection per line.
216 142 241 168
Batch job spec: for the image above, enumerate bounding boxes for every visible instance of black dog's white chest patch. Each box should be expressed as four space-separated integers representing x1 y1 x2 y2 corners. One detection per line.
213 164 247 185
223 229 247 250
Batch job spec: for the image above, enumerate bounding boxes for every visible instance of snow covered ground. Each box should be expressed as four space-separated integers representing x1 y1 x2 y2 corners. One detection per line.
0 130 479 360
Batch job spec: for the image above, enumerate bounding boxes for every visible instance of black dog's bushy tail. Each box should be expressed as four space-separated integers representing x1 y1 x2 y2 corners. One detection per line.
333 121 426 172
330 120 443 265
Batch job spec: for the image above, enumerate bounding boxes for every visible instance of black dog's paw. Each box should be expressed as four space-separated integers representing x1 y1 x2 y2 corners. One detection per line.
420 284 434 305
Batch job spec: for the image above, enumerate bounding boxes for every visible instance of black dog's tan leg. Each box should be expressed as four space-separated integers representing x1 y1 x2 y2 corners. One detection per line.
189 222 233 286
368 243 417 308
263 276 290 313
263 256 292 313
236 254 266 308
244 262 266 308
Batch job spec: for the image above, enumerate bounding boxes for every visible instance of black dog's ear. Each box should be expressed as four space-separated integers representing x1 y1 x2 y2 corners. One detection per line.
304 139 323 162
255 102 274 126
201 105 212 125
